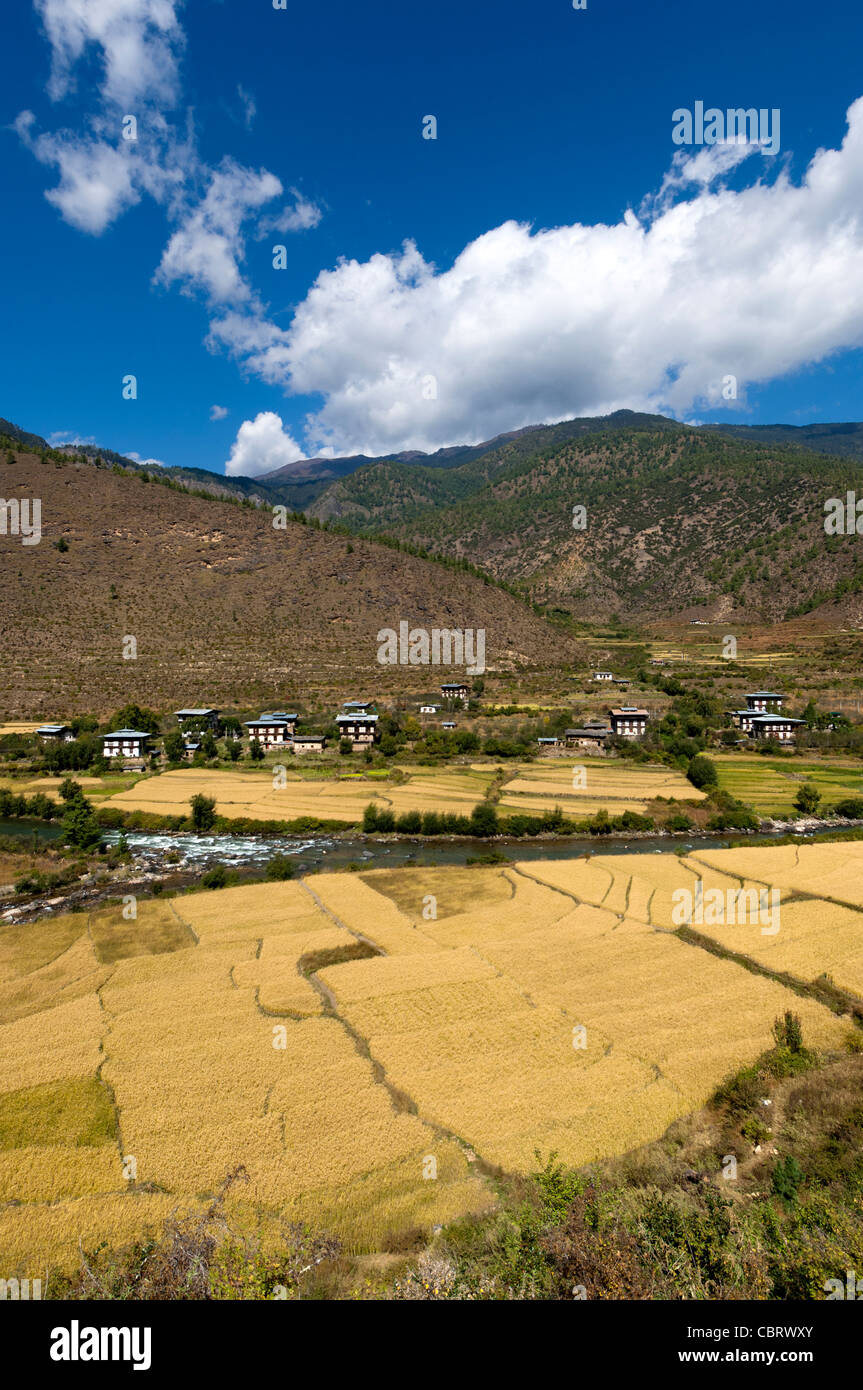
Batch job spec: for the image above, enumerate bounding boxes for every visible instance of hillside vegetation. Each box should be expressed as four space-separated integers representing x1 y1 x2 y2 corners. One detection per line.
307 425 863 622
0 449 574 716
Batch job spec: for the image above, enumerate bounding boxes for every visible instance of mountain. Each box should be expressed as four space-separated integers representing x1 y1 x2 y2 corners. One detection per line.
705 419 863 460
0 447 576 717
304 422 863 624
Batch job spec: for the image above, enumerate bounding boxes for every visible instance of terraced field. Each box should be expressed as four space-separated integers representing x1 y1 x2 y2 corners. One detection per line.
496 760 705 815
2 842 860 1279
105 760 698 824
713 754 863 815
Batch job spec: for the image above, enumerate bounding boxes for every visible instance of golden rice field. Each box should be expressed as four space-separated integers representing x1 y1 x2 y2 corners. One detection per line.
105 760 703 825
1 842 861 1279
105 766 498 823
496 760 706 815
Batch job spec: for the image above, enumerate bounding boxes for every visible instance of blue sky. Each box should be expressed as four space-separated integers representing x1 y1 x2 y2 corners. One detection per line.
4 0 863 476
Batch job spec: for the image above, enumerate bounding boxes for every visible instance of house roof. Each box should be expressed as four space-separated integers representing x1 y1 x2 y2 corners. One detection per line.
293 734 326 743
37 724 69 733
565 726 609 737
175 708 219 717
610 707 648 717
336 713 378 723
749 714 804 725
440 682 469 689
746 691 784 699
102 729 152 739
245 715 297 726
342 700 374 709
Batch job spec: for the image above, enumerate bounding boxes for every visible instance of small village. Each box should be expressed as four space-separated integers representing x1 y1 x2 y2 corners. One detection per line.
26 681 821 772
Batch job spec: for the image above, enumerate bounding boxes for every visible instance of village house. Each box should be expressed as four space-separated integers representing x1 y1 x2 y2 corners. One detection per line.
244 713 298 747
440 681 470 706
728 708 759 734
563 721 610 752
101 729 153 761
418 703 441 715
441 721 456 730
593 671 614 682
536 736 560 752
37 723 74 743
336 712 379 747
175 708 220 732
745 690 785 713
292 734 327 755
609 707 649 740
748 713 804 744
342 700 375 714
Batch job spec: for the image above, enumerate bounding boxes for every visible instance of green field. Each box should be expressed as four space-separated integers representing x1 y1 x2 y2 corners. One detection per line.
714 754 863 814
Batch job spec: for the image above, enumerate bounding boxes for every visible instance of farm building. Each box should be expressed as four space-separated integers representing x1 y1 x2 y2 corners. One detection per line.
175 708 220 731
419 704 440 715
37 723 74 742
342 699 375 714
440 681 470 706
336 713 378 747
593 671 614 682
293 734 327 755
441 721 457 730
101 729 153 760
536 736 561 753
728 708 759 734
609 708 649 740
564 722 610 751
748 714 804 743
244 713 298 746
746 691 785 712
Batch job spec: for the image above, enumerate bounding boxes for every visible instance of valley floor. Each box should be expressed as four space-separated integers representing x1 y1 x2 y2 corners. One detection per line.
1 842 862 1286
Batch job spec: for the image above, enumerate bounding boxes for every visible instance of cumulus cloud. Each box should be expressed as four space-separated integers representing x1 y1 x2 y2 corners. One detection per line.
208 96 863 456
15 112 139 234
34 0 185 108
155 159 282 304
258 188 323 235
209 404 229 421
225 412 306 477
124 450 167 467
18 0 317 277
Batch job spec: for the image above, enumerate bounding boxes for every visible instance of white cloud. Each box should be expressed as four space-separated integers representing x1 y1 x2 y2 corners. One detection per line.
125 450 167 467
208 96 863 456
34 0 185 108
258 188 323 235
48 430 96 446
155 159 282 304
209 404 229 421
237 84 256 130
18 1 309 276
225 411 306 477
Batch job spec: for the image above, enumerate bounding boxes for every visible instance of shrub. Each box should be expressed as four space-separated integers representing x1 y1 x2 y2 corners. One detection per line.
687 755 718 790
265 854 295 881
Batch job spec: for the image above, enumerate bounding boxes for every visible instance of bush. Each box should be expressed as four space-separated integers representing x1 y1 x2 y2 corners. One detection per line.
201 865 229 889
771 1155 803 1206
687 755 718 790
265 854 295 881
